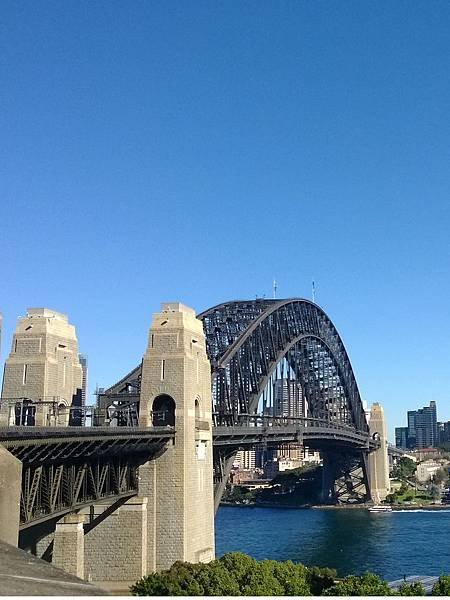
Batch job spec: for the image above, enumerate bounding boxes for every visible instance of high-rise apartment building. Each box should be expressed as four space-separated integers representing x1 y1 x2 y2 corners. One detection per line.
438 421 450 444
395 426 408 449
273 378 304 418
78 354 88 406
1 308 83 411
397 401 438 449
234 450 256 470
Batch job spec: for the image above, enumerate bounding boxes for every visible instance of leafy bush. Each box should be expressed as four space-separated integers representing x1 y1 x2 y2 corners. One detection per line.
323 572 392 596
397 581 425 595
432 575 450 595
307 565 337 595
131 551 335 596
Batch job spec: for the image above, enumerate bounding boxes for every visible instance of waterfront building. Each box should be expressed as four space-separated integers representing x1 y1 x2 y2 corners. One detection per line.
264 458 302 479
0 308 83 425
416 459 442 483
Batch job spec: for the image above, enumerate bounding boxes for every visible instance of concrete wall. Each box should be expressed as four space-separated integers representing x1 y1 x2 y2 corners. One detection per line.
0 446 22 546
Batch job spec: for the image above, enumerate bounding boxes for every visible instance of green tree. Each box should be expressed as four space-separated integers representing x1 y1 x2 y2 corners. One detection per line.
433 467 449 485
323 572 392 596
393 457 417 481
131 561 204 596
306 565 336 595
432 575 450 595
427 482 441 500
195 560 240 595
397 581 425 595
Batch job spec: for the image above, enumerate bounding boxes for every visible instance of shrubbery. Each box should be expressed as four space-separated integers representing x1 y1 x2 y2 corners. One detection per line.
432 575 450 595
131 551 440 596
131 552 335 596
323 572 392 596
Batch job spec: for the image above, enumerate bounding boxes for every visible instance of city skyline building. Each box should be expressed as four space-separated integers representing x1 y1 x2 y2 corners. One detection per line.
396 401 438 449
79 354 88 406
273 378 304 418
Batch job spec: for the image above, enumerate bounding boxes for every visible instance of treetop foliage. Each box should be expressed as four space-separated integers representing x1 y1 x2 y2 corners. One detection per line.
130 551 439 596
130 552 334 596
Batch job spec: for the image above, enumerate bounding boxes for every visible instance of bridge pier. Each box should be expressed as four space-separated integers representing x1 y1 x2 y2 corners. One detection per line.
83 497 148 584
320 453 337 504
367 403 390 503
52 513 85 579
138 302 215 571
0 446 22 546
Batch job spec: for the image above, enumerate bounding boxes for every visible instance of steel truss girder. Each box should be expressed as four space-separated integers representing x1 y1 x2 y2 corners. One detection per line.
19 458 139 528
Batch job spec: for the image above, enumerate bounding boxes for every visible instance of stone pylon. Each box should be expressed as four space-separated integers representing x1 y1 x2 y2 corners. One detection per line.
367 402 390 503
1 308 83 426
139 302 215 571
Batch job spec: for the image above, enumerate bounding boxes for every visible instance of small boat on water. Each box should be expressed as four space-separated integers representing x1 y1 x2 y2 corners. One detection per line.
368 504 393 513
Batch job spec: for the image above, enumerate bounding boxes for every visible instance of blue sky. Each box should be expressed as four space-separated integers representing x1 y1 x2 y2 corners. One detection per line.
1 1 450 438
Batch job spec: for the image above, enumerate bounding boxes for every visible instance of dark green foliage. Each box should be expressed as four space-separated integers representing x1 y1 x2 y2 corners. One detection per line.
432 575 450 595
323 572 392 596
307 565 337 595
222 485 255 504
427 482 442 500
131 551 322 596
397 581 425 595
130 561 204 596
392 457 417 481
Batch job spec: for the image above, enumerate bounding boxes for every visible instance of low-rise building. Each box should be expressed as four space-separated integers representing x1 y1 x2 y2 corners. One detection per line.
416 460 442 483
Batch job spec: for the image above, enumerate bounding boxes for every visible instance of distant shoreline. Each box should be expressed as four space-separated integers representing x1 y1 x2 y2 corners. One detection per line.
220 501 450 511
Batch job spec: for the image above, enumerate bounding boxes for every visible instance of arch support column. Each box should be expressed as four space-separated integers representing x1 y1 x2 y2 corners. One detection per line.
139 302 215 571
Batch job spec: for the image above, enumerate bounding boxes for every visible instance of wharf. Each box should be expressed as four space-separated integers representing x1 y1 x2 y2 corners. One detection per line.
388 575 439 595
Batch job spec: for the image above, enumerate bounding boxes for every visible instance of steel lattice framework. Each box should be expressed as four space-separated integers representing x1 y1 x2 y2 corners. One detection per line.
199 299 368 432
0 427 174 528
197 298 371 507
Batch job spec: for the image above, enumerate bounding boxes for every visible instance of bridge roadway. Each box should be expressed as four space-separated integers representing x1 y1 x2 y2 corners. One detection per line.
0 419 376 530
0 419 376 460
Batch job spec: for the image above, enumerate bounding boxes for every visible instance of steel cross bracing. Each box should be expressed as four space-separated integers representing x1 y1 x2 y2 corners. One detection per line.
198 299 368 432
0 427 174 528
198 299 372 507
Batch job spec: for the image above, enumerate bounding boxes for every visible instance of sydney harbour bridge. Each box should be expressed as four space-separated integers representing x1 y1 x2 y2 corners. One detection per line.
0 298 389 582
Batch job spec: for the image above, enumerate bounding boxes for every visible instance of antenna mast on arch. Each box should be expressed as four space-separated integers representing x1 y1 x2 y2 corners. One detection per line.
312 280 316 303
273 278 277 299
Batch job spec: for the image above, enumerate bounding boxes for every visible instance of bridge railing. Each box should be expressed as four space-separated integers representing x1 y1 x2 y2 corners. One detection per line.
212 412 360 433
0 399 140 428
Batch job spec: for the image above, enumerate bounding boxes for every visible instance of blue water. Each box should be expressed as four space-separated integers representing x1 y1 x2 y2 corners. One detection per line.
215 506 450 580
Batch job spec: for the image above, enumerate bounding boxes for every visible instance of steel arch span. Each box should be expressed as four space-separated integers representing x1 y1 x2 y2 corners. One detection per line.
198 298 367 432
198 298 371 508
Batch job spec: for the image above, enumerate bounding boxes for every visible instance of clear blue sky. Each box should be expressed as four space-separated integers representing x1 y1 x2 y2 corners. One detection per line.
2 1 450 439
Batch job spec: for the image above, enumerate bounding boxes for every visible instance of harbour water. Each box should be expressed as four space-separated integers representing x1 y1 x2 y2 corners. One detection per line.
215 506 450 581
